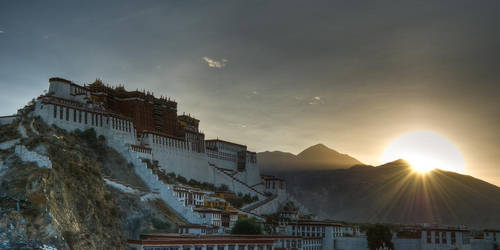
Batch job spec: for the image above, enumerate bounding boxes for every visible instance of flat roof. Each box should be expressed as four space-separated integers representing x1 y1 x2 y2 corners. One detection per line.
140 234 304 240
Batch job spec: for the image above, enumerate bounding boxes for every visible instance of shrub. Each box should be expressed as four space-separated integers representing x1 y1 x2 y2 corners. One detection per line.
176 175 187 184
231 218 262 235
152 218 171 230
217 184 229 192
366 224 394 250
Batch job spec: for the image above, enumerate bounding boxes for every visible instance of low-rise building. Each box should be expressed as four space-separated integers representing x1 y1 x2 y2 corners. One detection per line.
179 225 222 235
173 185 211 207
195 208 239 230
261 175 286 196
205 196 232 211
128 234 305 250
484 229 500 245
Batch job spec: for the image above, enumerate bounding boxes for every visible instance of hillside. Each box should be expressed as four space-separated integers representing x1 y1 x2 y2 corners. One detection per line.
258 144 363 172
0 114 179 249
265 159 500 228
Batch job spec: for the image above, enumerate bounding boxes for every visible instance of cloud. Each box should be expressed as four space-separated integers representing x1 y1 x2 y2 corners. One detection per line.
0 30 4 34
202 57 227 68
309 96 323 105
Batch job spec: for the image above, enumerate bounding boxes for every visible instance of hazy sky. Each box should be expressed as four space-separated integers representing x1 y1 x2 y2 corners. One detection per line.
1 1 499 185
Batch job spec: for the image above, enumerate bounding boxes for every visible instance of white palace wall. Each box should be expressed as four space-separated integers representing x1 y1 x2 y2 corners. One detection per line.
34 100 137 147
207 157 262 193
143 133 214 183
33 97 262 197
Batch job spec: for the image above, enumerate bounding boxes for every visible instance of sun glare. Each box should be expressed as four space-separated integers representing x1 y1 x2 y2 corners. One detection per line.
380 131 466 174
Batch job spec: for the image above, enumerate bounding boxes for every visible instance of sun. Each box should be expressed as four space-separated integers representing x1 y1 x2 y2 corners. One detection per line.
380 131 466 174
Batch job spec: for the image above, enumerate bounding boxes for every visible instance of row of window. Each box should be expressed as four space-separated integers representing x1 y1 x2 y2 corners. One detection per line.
264 180 284 190
426 231 457 244
51 104 132 132
70 85 89 96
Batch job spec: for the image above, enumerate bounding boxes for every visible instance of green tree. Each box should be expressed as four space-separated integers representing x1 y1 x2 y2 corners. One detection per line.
366 224 394 250
231 218 263 235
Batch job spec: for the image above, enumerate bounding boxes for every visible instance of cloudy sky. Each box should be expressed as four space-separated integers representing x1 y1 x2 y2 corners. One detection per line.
1 1 499 185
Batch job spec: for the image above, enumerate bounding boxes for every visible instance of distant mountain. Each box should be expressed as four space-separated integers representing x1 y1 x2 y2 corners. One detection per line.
258 144 363 172
264 159 500 229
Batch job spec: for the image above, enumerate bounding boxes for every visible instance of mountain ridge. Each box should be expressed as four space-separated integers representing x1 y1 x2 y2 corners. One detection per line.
258 143 363 172
259 145 500 228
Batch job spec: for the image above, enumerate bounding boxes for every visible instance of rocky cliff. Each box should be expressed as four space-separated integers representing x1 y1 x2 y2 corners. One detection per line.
0 113 180 249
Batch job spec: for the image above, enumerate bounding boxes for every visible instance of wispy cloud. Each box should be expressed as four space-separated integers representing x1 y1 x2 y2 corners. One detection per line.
309 96 323 105
0 30 4 34
202 57 227 68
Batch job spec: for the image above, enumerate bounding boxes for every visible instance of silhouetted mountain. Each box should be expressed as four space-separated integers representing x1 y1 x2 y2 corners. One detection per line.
264 159 500 229
258 144 363 172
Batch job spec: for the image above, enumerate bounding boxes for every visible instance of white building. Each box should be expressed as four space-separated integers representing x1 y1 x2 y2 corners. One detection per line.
173 184 211 207
194 208 239 230
261 175 286 196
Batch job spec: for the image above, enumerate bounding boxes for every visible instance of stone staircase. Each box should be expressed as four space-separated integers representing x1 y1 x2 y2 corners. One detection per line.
102 175 150 193
241 194 278 212
111 142 204 225
212 165 267 199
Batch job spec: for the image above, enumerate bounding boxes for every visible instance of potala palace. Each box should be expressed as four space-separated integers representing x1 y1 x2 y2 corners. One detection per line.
29 77 295 220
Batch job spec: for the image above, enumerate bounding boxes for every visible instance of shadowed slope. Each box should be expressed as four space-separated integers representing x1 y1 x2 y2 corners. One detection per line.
272 160 500 228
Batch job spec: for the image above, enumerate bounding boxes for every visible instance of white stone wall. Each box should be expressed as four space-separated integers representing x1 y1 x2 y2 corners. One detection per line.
0 116 18 125
34 101 137 147
145 133 214 184
48 79 89 103
208 158 262 191
247 196 280 215
469 239 494 250
393 238 421 250
421 230 466 250
0 139 20 150
15 145 52 169
333 237 368 250
212 167 266 200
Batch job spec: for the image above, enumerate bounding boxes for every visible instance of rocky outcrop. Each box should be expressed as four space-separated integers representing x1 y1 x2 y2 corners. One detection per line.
0 116 179 249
